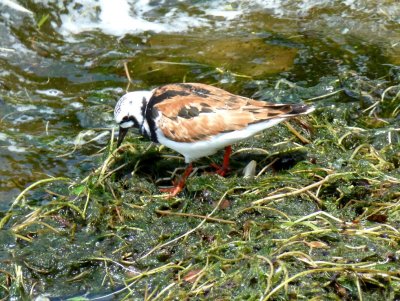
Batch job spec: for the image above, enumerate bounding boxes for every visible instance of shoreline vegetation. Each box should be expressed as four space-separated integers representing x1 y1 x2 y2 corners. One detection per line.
2 69 399 300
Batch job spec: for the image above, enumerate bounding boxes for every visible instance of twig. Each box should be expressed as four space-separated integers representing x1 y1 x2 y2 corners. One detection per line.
283 121 311 144
155 210 235 225
252 172 354 205
305 88 343 101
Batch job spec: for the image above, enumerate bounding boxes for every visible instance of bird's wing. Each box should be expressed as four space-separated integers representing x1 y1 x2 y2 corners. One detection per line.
152 83 294 142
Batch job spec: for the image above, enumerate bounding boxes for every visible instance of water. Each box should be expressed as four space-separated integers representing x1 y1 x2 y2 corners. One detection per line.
0 0 399 209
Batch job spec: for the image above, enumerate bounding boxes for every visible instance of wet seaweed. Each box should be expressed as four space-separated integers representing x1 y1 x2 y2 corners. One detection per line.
1 71 400 300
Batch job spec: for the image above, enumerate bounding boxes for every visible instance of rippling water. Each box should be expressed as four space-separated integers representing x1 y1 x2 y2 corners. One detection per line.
0 0 399 209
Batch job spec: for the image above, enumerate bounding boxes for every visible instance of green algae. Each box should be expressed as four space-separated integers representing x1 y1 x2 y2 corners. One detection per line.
1 69 400 300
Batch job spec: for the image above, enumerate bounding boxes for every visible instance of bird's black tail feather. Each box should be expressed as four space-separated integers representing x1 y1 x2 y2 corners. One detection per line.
290 104 315 115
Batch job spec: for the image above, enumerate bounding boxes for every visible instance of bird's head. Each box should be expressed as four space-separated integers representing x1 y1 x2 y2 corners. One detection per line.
114 91 152 147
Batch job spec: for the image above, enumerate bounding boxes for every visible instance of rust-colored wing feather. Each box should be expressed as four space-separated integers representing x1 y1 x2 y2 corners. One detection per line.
152 83 298 142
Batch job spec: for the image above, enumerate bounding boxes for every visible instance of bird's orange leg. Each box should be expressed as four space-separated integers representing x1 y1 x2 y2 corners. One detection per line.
159 163 193 197
210 146 231 177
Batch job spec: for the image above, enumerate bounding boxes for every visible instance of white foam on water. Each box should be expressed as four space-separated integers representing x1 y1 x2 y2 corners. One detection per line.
0 70 11 77
69 102 83 109
48 0 400 38
0 133 8 141
8 145 26 153
11 41 32 56
204 8 241 20
39 108 55 114
58 0 190 36
98 87 125 94
13 115 35 124
97 0 167 35
0 0 33 15
36 89 64 97
56 0 237 37
16 104 37 112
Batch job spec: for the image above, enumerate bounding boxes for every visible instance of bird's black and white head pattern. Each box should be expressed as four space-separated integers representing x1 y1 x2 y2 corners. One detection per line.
114 91 152 130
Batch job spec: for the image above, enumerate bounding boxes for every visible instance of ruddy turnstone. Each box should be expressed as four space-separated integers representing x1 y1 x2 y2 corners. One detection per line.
114 83 314 196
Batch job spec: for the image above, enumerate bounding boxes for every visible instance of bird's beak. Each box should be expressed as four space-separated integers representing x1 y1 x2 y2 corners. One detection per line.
116 126 129 148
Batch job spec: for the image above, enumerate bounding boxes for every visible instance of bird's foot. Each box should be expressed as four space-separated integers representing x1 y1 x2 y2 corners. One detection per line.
159 163 193 197
210 163 230 177
209 145 232 177
159 183 185 197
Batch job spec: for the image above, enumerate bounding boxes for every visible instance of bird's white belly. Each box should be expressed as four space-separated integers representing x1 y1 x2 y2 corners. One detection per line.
156 118 285 163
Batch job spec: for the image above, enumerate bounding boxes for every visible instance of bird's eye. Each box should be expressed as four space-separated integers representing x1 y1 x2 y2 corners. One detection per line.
122 116 129 122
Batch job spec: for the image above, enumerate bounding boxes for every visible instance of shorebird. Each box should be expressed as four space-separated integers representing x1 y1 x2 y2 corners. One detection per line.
114 83 314 196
